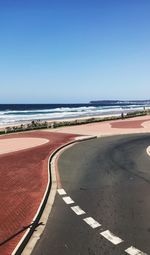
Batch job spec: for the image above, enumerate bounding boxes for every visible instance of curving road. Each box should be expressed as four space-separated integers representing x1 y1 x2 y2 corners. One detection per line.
32 133 150 255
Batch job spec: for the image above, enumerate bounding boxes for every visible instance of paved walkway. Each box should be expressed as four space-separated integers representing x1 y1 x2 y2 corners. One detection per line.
1 115 150 254
0 137 49 155
0 131 77 255
48 115 150 136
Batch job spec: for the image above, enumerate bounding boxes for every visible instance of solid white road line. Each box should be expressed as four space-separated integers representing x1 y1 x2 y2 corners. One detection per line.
62 196 74 204
83 217 101 229
100 230 123 245
57 189 67 195
71 206 86 215
125 246 147 255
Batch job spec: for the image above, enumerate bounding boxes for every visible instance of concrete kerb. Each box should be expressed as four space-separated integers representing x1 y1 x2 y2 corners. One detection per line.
146 146 150 157
12 135 97 255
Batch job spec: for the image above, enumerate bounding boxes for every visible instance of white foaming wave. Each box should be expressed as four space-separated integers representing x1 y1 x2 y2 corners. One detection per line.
0 107 122 120
0 104 147 116
0 105 149 126
0 106 97 115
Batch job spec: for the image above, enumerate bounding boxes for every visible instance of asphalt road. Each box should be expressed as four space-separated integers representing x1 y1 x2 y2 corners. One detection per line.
32 133 150 255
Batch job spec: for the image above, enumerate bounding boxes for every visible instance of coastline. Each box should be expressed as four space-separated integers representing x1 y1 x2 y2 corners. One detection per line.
0 109 149 135
0 103 150 131
0 113 120 131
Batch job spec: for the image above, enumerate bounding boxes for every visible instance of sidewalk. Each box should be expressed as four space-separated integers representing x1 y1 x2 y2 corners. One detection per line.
0 131 77 255
1 115 150 254
48 115 150 136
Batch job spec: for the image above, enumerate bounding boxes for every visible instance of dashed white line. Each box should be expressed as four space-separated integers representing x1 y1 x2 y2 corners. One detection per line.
83 217 101 229
57 188 66 195
125 246 147 255
62 196 74 204
71 206 86 215
100 230 123 245
58 189 148 255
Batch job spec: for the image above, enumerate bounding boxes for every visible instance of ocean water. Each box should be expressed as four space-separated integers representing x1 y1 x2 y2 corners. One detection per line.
0 103 149 127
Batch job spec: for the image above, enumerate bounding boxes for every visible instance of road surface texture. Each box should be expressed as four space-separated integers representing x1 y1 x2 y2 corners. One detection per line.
0 131 77 255
32 133 150 255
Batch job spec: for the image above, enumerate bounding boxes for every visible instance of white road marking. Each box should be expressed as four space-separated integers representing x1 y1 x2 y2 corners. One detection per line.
71 206 86 215
62 196 74 204
100 230 123 245
125 246 147 255
83 217 101 228
57 189 66 195
58 189 147 255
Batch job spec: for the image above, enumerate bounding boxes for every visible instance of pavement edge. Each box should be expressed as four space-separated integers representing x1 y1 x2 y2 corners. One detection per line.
12 135 97 255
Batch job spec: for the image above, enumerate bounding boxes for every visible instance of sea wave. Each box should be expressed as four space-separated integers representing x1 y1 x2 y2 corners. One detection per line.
0 104 149 127
0 104 144 115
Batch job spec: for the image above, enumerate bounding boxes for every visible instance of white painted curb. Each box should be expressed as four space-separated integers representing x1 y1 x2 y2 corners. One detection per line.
21 152 58 255
12 135 96 255
12 154 52 255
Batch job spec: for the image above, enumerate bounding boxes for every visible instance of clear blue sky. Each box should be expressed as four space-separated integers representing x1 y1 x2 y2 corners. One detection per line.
0 0 150 103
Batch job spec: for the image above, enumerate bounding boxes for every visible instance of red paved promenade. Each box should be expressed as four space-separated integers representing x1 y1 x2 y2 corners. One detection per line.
52 116 150 136
1 116 150 254
0 131 77 255
110 119 148 129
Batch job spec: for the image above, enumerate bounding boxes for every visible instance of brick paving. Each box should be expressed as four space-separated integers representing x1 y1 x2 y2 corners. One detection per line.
0 137 49 155
0 131 77 255
1 116 150 254
50 116 150 136
110 119 148 128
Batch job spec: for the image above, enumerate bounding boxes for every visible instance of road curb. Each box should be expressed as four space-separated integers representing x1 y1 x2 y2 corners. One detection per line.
12 135 97 255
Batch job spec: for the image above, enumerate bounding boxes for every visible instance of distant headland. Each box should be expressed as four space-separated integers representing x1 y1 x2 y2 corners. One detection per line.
89 100 150 105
